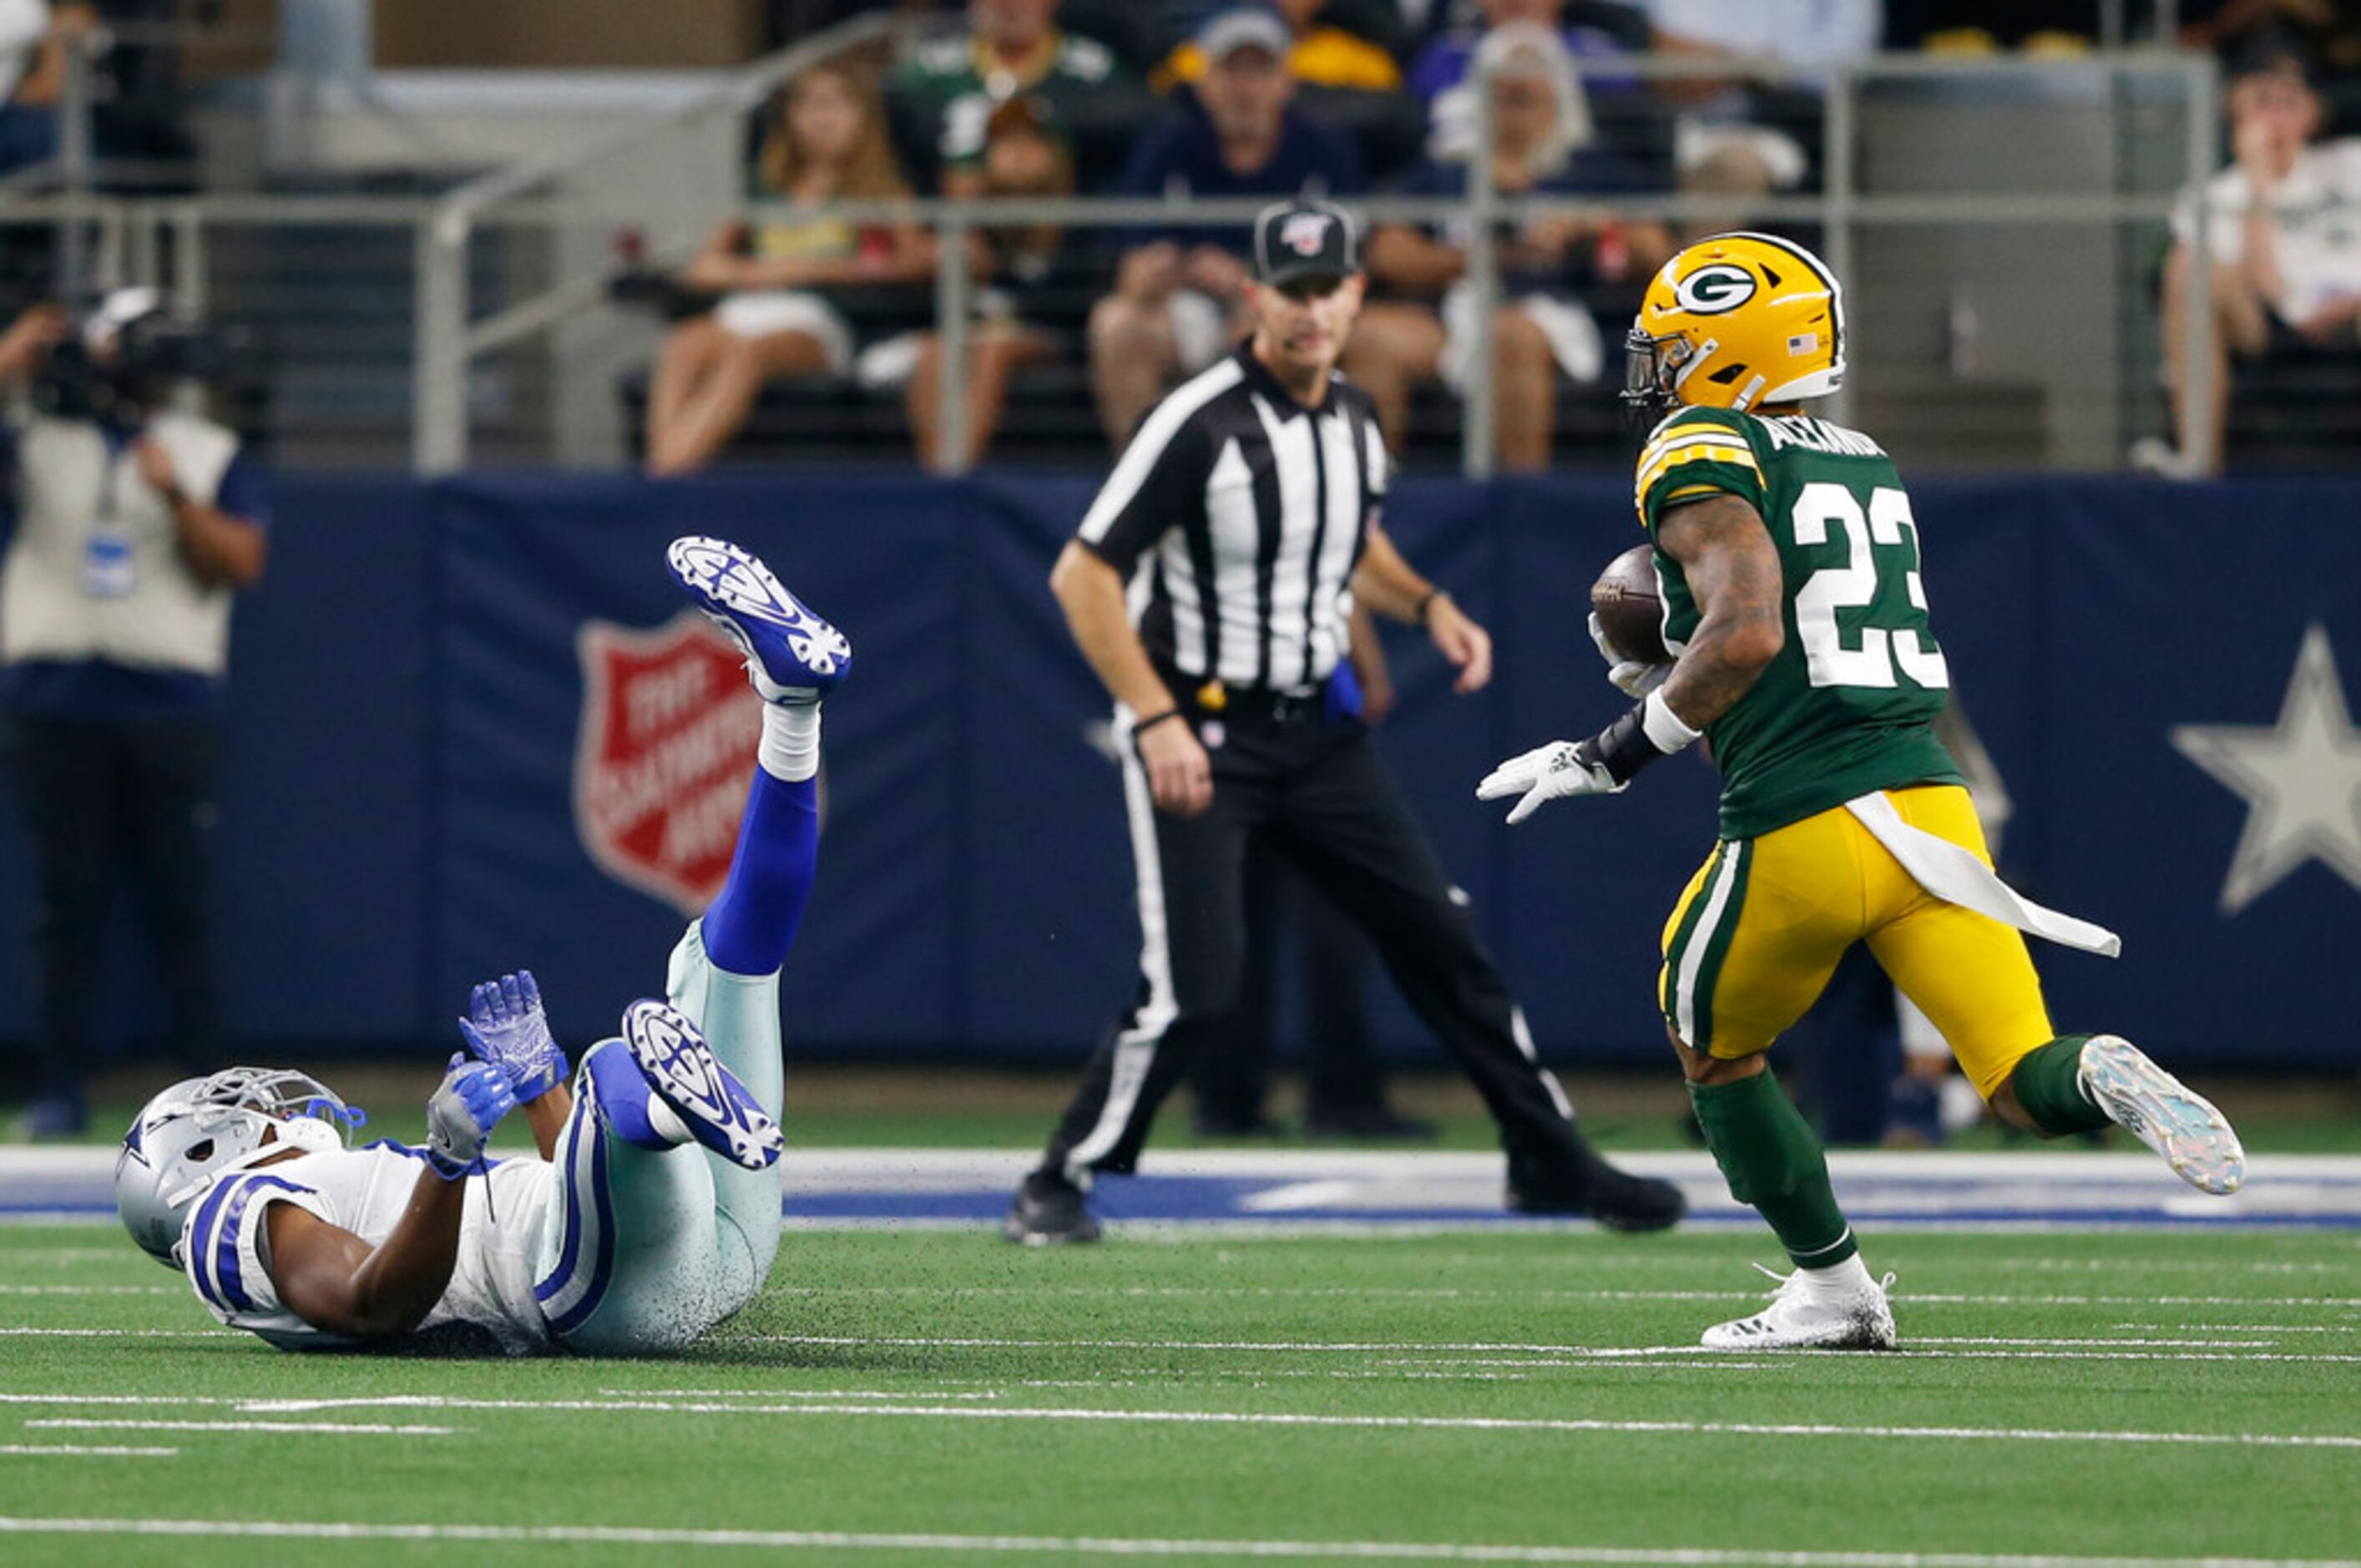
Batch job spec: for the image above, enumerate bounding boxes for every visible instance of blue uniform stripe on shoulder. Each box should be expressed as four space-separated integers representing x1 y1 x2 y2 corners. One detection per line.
205 1174 315 1314
185 1178 243 1309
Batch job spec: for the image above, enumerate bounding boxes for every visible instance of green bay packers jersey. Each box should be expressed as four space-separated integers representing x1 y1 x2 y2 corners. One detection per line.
1635 406 1960 839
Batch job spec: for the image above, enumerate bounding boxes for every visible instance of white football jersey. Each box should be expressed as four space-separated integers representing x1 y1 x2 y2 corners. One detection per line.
176 1141 557 1356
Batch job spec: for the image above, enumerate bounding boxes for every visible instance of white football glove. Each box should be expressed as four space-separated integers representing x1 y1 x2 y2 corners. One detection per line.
424 1055 517 1181
1476 738 1622 824
1588 611 1670 699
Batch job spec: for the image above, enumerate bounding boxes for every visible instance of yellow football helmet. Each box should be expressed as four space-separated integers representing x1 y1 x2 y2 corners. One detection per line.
1622 231 1846 420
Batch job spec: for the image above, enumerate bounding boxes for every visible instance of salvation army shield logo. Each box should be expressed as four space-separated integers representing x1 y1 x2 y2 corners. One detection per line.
574 612 764 913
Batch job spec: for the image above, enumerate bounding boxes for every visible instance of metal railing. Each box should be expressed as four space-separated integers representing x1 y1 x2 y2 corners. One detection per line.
408 43 2222 477
412 13 899 473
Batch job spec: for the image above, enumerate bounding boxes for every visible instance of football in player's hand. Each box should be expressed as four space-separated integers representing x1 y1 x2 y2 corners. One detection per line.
1590 544 1668 665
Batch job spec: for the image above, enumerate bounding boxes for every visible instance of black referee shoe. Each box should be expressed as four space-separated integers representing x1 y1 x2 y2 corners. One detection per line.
1004 1168 1103 1246
1508 1155 1686 1233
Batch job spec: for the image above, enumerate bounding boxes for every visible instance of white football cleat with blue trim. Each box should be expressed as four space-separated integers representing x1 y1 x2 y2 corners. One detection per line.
622 998 782 1171
666 535 851 704
2077 1034 2246 1196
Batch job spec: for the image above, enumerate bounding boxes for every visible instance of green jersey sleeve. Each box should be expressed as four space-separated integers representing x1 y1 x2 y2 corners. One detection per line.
1634 407 1767 533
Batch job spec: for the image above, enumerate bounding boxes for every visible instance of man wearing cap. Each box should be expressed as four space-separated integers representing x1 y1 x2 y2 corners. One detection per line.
1089 8 1366 446
1006 199 1686 1243
0 294 266 1137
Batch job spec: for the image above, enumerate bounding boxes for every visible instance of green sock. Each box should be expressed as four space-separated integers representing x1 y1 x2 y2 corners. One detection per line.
1688 1069 1857 1269
2006 1034 2111 1136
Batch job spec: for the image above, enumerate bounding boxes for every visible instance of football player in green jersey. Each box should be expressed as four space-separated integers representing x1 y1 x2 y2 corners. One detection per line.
1478 233 2247 1350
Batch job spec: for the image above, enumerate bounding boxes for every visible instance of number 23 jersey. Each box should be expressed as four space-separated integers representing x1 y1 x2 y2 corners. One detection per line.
1634 406 1961 840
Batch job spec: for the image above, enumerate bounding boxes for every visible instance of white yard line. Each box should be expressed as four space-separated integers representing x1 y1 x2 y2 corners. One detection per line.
28 1419 458 1437
0 1326 235 1338
594 1388 1000 1402
0 1518 2352 1565
1912 1338 2279 1349
753 1286 2361 1308
0 1285 175 1296
0 1446 176 1459
206 1393 2361 1450
731 1333 2361 1365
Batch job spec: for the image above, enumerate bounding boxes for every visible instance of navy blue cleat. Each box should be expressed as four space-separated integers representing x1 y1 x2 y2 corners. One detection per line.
666 535 852 704
621 998 783 1171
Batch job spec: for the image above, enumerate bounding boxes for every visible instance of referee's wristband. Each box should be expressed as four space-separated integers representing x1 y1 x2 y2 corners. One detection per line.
1414 589 1446 624
1132 707 1184 739
1590 689 1702 786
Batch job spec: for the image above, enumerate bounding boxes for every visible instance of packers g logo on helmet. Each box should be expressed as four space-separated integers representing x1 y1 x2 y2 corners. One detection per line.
1671 263 1757 316
1623 232 1845 421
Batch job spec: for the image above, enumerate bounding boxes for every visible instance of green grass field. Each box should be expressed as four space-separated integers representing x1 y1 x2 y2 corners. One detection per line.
2 1220 2356 1566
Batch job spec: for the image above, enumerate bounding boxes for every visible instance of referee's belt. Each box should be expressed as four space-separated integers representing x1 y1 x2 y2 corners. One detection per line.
1169 675 1327 726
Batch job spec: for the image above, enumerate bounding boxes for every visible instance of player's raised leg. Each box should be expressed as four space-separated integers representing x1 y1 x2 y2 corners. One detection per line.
1858 787 2246 1196
661 534 849 1273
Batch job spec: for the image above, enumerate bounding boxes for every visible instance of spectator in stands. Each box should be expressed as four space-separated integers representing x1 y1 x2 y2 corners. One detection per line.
1150 0 1428 180
1159 0 1406 93
1088 8 1365 445
893 0 1132 195
1342 24 1671 468
897 97 1086 470
1409 1 1665 175
1641 0 1881 194
2149 34 2361 476
644 63 933 476
0 2 97 176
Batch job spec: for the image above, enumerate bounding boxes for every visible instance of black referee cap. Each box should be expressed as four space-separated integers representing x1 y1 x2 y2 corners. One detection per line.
1252 199 1359 288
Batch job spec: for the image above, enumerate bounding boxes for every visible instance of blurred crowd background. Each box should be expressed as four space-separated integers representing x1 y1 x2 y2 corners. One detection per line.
1 1 2356 478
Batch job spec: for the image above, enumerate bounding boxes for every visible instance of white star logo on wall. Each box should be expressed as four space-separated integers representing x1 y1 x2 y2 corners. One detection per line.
2169 624 2361 915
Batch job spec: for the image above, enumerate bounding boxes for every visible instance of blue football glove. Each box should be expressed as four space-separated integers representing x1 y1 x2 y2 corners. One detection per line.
424 1054 516 1181
457 969 569 1101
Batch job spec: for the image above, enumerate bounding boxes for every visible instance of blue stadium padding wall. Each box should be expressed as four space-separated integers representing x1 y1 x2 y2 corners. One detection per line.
0 472 2353 1071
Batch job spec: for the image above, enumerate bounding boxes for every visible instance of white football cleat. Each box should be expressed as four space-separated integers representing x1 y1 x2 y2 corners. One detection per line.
1701 1263 1898 1352
2077 1034 2245 1196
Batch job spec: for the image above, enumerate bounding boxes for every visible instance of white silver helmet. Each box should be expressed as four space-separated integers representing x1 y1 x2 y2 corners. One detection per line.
114 1068 363 1266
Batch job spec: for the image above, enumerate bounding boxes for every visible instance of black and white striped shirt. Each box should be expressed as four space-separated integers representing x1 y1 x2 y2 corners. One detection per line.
1076 346 1388 693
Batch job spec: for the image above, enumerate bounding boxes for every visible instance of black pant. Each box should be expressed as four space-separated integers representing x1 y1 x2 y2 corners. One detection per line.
8 713 223 1098
1043 702 1590 1186
1191 851 1388 1126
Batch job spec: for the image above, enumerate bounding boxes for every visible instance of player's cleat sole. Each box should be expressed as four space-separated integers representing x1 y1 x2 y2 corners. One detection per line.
1004 1170 1101 1245
1701 1268 1898 1351
666 535 852 704
622 998 783 1171
2078 1034 2245 1196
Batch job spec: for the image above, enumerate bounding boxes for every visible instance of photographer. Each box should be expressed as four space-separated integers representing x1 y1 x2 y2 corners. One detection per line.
0 290 265 1138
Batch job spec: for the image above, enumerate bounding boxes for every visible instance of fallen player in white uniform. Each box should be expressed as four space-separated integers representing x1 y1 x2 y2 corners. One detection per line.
111 536 847 1354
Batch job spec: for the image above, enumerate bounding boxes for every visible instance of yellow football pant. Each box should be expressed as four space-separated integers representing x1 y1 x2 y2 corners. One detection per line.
1657 784 2055 1098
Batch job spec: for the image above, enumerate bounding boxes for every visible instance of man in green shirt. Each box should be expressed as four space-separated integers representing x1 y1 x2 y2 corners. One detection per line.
894 0 1132 190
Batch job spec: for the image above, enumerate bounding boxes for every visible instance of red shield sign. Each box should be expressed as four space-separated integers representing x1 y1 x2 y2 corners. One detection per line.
574 612 763 913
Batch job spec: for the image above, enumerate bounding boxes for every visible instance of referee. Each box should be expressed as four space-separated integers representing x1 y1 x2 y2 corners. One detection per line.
1005 200 1686 1243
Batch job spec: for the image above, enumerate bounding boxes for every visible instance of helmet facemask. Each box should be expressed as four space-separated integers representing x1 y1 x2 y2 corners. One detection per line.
114 1068 365 1266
